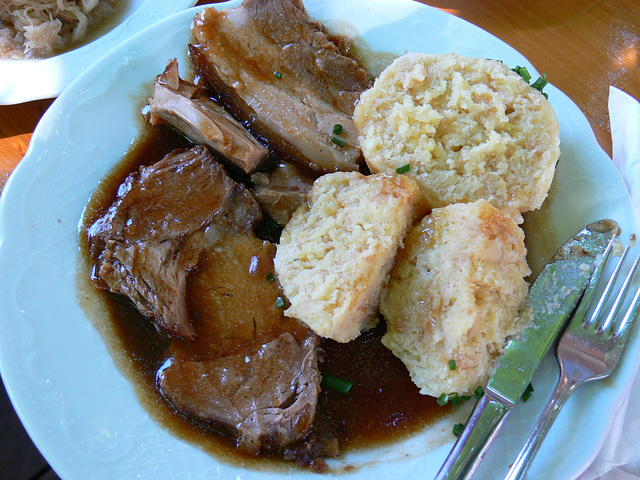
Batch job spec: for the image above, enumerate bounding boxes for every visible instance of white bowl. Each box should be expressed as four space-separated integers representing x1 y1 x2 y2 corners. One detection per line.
0 0 197 104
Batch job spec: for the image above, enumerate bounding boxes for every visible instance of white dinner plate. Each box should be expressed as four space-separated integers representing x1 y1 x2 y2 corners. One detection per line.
0 1 638 479
0 0 197 105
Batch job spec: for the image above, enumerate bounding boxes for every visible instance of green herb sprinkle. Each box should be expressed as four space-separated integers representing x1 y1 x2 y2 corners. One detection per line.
452 423 465 437
331 136 346 147
474 385 484 399
321 373 353 394
522 383 534 402
396 164 411 174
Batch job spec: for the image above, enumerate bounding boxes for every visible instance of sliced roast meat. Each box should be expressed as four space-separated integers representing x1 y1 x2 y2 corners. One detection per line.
251 161 314 226
158 333 321 454
182 228 310 358
189 0 371 173
158 225 321 454
89 141 322 455
148 59 268 174
87 145 262 339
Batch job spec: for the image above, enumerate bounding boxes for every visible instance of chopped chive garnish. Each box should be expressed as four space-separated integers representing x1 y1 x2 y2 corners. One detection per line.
452 423 465 437
437 391 473 406
274 71 283 79
531 72 548 92
450 393 471 406
396 163 411 174
331 136 346 147
512 65 549 99
448 359 457 370
265 272 275 283
531 73 549 98
332 123 343 134
257 215 283 243
512 65 532 83
321 373 353 393
474 385 484 399
275 296 286 308
522 383 534 402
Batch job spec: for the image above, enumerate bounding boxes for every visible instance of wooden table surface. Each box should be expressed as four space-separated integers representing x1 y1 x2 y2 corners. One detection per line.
1 1 639 479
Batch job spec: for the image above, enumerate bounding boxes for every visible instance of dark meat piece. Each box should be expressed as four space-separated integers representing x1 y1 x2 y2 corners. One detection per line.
148 59 268 174
189 0 371 173
159 230 320 454
87 145 262 339
251 161 314 226
182 229 310 357
283 416 341 472
158 333 321 454
90 142 322 455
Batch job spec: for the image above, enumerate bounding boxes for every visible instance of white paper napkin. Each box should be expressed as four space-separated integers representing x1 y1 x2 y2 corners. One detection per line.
577 86 640 480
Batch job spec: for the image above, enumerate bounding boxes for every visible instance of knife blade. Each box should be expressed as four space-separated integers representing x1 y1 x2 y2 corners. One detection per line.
434 219 621 480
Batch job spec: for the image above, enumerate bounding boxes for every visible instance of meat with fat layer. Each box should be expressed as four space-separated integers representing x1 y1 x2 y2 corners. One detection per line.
148 59 268 174
87 145 262 339
189 0 370 173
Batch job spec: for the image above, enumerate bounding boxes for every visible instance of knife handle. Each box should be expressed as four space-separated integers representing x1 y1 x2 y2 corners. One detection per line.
434 390 512 480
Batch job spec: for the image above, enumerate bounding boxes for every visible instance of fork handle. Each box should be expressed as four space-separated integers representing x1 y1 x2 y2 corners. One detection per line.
504 376 580 480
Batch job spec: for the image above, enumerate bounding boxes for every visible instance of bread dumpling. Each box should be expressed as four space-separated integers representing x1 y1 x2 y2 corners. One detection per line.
380 199 531 396
354 52 560 223
275 171 427 343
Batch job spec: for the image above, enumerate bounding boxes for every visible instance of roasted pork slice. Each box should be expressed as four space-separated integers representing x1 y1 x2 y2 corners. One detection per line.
148 59 268 174
181 229 310 357
158 229 321 454
189 0 371 173
87 145 262 339
158 333 321 454
251 161 314 226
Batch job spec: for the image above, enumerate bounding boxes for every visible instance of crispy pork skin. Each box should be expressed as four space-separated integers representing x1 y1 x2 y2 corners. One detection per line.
148 59 268 174
189 0 371 173
87 145 262 339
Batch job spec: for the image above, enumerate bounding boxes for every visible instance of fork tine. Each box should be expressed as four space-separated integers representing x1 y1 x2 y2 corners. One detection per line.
573 233 618 328
504 230 639 480
585 236 625 327
598 239 637 334
611 253 640 339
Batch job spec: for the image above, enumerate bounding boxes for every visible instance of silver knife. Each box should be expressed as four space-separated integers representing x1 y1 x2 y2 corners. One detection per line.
434 219 621 480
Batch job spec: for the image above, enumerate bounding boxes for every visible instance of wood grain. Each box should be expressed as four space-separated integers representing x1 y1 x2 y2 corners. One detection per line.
428 0 640 157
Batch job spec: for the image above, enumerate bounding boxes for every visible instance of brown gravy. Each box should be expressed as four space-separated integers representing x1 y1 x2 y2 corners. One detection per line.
78 123 455 471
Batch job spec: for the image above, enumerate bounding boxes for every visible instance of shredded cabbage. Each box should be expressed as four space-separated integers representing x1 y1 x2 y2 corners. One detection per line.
0 0 120 59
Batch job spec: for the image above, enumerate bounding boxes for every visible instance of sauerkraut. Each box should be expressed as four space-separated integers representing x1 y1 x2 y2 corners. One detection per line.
0 0 123 59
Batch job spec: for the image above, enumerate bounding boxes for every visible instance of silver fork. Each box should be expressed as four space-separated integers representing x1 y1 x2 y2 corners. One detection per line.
504 233 640 480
